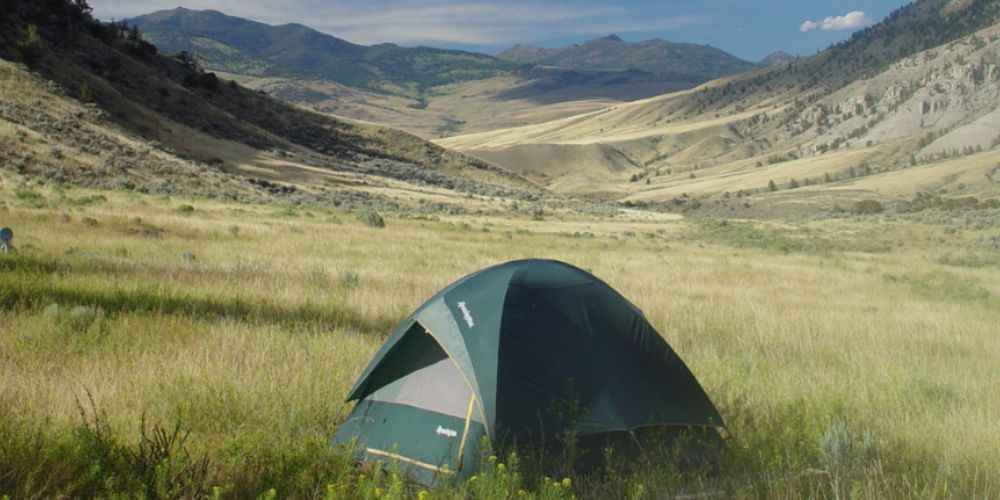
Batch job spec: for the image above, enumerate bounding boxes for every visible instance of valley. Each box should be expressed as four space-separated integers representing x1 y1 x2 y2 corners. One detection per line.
1 0 999 497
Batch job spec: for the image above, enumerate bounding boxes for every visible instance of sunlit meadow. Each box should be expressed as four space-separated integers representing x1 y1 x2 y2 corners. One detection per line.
1 181 997 498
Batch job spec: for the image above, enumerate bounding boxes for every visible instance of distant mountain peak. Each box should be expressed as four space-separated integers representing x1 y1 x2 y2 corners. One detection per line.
603 34 623 42
759 50 796 67
134 7 260 30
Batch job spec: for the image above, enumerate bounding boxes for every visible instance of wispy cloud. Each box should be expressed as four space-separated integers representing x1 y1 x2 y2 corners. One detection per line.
800 11 871 32
89 0 707 46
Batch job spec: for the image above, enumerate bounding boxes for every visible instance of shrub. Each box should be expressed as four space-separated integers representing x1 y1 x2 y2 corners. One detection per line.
851 199 884 215
15 189 43 201
175 204 195 214
66 195 107 206
44 303 100 334
360 211 385 228
339 269 359 289
79 82 94 102
16 24 44 65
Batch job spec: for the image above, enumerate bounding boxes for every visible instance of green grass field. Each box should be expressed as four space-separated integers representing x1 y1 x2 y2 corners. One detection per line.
1 180 998 498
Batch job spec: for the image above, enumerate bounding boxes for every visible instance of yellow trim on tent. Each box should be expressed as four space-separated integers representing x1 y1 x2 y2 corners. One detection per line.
364 448 456 475
455 394 477 471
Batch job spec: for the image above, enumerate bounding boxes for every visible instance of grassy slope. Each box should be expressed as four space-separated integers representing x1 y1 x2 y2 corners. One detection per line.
0 2 538 213
1 180 997 497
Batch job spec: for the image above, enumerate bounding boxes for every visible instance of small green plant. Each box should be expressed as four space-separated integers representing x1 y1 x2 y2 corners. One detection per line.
79 81 94 102
819 419 881 496
15 189 42 201
466 450 524 499
66 195 107 206
360 211 385 228
175 204 195 214
339 269 359 289
15 189 46 208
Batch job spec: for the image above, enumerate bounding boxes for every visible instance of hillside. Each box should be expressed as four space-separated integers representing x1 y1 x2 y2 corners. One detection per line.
0 0 542 214
130 7 516 92
498 35 757 81
128 10 768 139
441 0 1000 214
227 68 695 140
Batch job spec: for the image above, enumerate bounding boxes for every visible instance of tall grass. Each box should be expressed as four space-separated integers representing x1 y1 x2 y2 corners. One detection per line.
1 183 998 497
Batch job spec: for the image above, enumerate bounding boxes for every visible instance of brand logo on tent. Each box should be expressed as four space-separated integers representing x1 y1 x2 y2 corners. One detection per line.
436 425 457 438
456 301 475 328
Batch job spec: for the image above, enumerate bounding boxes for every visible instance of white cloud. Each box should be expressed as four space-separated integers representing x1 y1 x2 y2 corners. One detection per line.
800 11 871 32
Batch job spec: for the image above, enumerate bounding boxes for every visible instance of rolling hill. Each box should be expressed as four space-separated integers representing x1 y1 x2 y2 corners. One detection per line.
130 7 516 92
0 0 541 215
497 34 758 81
441 0 1000 214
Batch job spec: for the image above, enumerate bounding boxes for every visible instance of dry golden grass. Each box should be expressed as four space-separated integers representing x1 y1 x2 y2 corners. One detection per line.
0 179 998 497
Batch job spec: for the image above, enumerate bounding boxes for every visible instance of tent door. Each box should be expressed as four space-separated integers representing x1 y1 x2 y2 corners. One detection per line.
346 321 485 476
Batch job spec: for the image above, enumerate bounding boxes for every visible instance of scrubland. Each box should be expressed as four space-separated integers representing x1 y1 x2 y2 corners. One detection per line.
0 179 997 498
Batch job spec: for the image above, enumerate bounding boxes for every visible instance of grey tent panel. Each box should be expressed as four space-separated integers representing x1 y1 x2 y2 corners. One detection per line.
367 356 479 422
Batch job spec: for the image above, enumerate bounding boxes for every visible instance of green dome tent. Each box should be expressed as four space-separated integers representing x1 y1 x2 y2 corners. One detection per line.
333 259 725 482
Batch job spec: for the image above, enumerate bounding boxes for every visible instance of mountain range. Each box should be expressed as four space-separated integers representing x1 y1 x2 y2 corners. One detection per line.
440 0 1000 213
127 8 777 139
130 8 515 92
131 8 764 96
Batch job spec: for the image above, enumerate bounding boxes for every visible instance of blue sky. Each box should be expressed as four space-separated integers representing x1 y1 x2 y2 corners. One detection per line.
89 0 914 61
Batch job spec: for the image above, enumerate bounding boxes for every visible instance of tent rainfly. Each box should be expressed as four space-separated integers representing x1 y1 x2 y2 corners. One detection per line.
333 259 725 482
